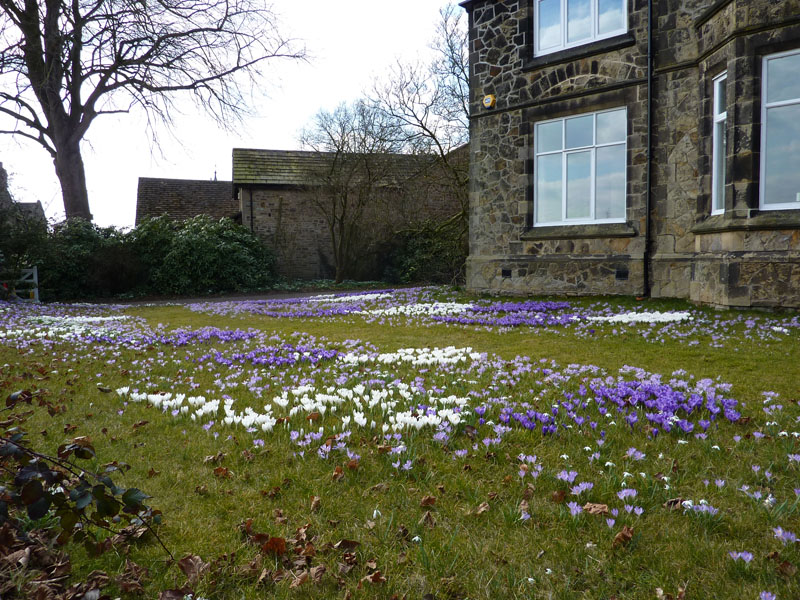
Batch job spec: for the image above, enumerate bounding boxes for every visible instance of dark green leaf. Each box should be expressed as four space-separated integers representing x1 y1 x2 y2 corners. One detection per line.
20 480 44 505
122 488 149 508
27 496 51 520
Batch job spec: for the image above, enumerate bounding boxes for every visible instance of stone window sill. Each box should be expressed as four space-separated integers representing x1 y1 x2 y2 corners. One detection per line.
692 210 800 234
521 222 637 240
522 33 637 72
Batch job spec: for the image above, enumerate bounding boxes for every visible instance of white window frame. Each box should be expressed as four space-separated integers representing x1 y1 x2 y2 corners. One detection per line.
534 0 628 57
711 72 727 215
534 108 627 226
760 49 800 211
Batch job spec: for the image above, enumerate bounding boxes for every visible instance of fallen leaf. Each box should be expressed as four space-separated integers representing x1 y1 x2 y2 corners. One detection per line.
346 459 359 470
419 510 436 528
213 466 232 478
147 467 160 478
551 490 566 504
520 499 530 515
194 485 208 495
261 537 286 556
332 466 344 482
306 412 321 421
132 420 148 430
203 452 226 464
474 501 490 515
369 483 389 493
334 539 360 551
777 560 797 578
242 450 255 461
310 496 321 513
289 570 308 589
612 525 634 548
359 570 387 585
583 503 609 515
662 498 684 511
420 495 436 507
310 564 326 584
177 554 209 586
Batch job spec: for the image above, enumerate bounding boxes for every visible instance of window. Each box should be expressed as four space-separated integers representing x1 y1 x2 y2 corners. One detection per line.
534 108 627 226
761 50 800 210
711 72 727 214
535 0 627 57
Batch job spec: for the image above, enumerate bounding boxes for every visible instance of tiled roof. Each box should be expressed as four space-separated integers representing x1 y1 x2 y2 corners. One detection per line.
136 178 237 225
232 149 332 187
232 148 436 187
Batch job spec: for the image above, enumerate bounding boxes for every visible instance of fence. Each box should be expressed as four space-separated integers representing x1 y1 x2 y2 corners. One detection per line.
3 266 39 302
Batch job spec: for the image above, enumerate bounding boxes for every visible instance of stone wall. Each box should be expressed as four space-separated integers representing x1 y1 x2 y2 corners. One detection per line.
462 0 800 308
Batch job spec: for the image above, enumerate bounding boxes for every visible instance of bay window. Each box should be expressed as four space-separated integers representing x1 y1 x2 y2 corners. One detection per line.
761 49 800 210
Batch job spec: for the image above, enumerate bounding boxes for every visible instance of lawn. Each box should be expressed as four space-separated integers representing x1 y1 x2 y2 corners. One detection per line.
0 287 798 600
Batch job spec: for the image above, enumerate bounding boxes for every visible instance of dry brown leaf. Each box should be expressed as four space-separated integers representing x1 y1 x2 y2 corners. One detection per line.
310 564 326 584
583 503 609 515
261 537 286 556
474 501 490 515
203 452 226 464
213 466 232 479
663 498 684 511
132 420 148 430
289 570 309 589
420 495 437 507
359 570 387 585
346 459 359 470
520 499 530 514
551 490 566 504
366 558 378 571
310 496 321 513
777 560 797 578
370 482 389 493
241 450 255 462
419 510 437 528
612 525 634 548
177 554 209 586
333 539 360 551
332 466 344 482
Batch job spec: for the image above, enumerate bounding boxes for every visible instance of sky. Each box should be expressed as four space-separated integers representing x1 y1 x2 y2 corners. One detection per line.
0 0 457 228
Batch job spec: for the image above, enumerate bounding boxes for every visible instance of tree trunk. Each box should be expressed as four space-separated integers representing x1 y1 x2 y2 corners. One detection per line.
53 140 92 220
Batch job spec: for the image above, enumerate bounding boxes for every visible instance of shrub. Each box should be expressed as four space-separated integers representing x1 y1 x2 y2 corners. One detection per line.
28 216 276 301
382 218 468 285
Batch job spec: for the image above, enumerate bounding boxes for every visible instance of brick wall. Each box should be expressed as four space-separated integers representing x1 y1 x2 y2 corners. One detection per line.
136 178 238 224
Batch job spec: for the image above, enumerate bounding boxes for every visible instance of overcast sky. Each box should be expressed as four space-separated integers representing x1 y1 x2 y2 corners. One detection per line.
0 0 458 228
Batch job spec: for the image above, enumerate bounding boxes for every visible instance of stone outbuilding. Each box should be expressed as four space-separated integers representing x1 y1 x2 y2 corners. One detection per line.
233 148 464 280
460 0 800 308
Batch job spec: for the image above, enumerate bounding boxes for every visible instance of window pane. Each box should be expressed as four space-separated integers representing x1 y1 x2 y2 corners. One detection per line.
567 0 591 43
713 120 727 212
767 53 800 104
537 121 562 153
538 0 561 51
565 114 593 149
536 154 563 222
763 104 800 206
567 151 592 219
598 0 624 34
595 145 626 219
715 77 727 116
596 109 626 144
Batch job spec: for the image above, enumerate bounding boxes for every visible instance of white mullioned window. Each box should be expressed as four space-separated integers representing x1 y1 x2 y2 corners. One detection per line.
711 72 728 214
534 108 627 226
534 0 627 57
760 49 800 210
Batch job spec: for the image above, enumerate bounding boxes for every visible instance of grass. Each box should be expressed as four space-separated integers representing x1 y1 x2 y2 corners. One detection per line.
1 289 799 599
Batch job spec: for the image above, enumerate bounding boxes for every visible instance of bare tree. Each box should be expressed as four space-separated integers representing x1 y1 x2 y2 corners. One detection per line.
300 100 405 284
372 3 469 190
0 0 303 220
370 3 470 282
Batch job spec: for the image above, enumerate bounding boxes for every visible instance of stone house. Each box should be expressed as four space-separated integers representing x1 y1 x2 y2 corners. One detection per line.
0 162 45 222
460 0 800 308
233 148 465 280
